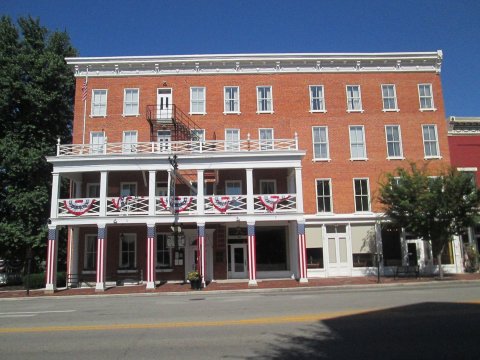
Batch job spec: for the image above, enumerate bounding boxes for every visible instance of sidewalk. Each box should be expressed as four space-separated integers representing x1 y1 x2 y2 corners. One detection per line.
1 273 479 299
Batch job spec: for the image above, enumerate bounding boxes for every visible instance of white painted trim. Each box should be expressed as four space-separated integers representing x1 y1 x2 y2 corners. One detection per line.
380 84 399 112
422 124 441 158
190 86 206 115
122 88 140 117
90 89 108 117
259 179 277 194
223 86 240 114
345 85 363 112
256 86 273 113
418 83 436 111
312 126 330 161
315 178 333 214
384 124 404 159
352 178 371 213
348 125 367 160
309 85 326 112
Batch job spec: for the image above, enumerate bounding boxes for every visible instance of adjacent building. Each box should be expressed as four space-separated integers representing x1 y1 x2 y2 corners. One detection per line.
45 51 463 291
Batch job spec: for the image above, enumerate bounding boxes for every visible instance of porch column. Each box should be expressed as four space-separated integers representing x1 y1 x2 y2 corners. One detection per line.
146 224 156 289
45 226 58 293
247 221 257 286
148 171 156 216
95 225 107 291
375 222 384 276
50 173 60 219
401 228 409 266
246 168 254 213
297 221 308 283
295 167 304 213
197 223 206 287
99 171 108 217
197 169 204 215
67 226 80 287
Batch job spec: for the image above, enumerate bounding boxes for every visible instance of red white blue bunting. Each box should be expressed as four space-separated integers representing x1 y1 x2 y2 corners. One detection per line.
160 196 193 213
63 199 96 216
209 196 238 213
112 196 134 210
258 195 291 212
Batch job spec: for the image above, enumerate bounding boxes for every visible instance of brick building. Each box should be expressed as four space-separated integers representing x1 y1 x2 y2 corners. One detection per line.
45 51 463 291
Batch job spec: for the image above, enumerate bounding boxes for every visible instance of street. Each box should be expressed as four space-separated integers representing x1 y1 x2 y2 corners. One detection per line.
0 282 479 359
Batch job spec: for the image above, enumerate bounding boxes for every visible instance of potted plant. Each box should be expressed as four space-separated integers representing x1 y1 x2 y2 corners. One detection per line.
187 270 201 290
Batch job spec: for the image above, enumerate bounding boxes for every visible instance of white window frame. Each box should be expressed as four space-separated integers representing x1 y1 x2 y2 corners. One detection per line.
156 233 172 268
225 180 242 195
224 86 240 114
418 83 436 111
120 182 137 197
123 88 139 116
86 183 100 198
84 234 97 271
353 178 371 212
256 86 273 113
349 125 367 161
119 233 137 269
385 125 404 159
312 126 330 161
156 181 168 196
122 130 138 153
259 128 274 150
422 124 441 159
381 84 399 112
315 178 333 213
309 85 326 113
225 129 240 151
90 131 105 154
346 85 363 112
190 87 206 114
157 130 171 152
91 89 107 117
259 179 277 194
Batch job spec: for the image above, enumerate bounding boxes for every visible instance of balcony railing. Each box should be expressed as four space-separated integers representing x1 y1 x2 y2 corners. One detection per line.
56 194 297 217
56 137 298 157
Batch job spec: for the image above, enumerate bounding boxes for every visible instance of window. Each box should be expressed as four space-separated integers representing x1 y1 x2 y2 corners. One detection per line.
91 89 107 116
349 126 367 160
385 125 403 159
418 84 435 110
190 129 205 151
119 233 136 269
86 183 100 198
123 88 139 116
190 87 206 114
354 178 370 212
259 128 274 150
84 234 97 270
309 85 325 112
226 180 242 195
312 126 329 160
381 84 398 111
157 130 171 152
122 130 138 153
422 124 440 158
257 86 273 113
316 179 332 213
156 233 171 268
120 182 137 196
225 129 240 151
90 131 105 154
156 182 168 196
224 86 240 113
346 85 362 111
260 180 277 194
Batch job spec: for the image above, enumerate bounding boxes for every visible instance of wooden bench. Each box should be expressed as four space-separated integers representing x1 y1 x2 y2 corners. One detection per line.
394 265 420 279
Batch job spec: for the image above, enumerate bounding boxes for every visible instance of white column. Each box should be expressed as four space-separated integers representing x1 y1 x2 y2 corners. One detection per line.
167 169 172 209
247 221 257 286
99 171 108 216
148 170 156 216
246 168 254 213
197 222 206 287
45 226 58 293
74 181 82 198
401 228 408 266
146 224 157 289
95 225 107 291
50 173 60 219
297 220 308 283
67 227 80 287
295 167 304 213
197 169 204 215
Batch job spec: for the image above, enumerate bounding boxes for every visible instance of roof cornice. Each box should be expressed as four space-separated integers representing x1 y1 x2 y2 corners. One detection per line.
66 51 443 77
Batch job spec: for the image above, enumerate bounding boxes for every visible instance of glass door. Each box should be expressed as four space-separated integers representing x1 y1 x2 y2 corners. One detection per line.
230 244 247 278
326 225 351 276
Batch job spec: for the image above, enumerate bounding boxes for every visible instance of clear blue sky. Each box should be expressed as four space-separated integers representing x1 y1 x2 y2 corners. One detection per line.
1 0 479 117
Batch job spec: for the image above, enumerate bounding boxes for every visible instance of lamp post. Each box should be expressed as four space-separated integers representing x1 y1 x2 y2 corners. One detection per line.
25 247 32 296
375 252 383 283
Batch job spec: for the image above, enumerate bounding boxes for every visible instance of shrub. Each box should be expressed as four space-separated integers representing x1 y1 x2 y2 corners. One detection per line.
23 272 66 289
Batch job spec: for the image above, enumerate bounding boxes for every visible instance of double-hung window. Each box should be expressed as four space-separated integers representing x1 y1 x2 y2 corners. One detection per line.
91 89 107 116
385 125 403 159
312 126 329 160
119 233 136 269
123 88 139 116
190 87 206 114
418 84 435 111
225 129 240 151
381 84 398 111
316 179 332 213
90 131 105 154
309 85 325 112
260 180 277 194
259 128 274 150
354 178 370 212
122 130 138 153
349 126 367 160
84 234 97 270
156 233 171 268
224 86 240 113
257 86 273 113
120 182 137 197
346 85 362 112
422 124 440 158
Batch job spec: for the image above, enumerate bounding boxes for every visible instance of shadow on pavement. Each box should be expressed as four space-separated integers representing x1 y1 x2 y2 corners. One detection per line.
250 302 480 360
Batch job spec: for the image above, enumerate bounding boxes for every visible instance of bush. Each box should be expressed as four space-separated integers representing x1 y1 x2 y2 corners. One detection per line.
23 272 66 289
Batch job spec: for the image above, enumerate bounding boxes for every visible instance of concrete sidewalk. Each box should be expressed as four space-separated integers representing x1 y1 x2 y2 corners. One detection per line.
1 273 479 299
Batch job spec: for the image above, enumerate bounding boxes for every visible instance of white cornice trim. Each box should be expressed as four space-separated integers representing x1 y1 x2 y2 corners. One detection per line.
67 51 443 77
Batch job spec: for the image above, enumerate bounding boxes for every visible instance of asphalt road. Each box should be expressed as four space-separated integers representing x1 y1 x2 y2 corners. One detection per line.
0 282 479 359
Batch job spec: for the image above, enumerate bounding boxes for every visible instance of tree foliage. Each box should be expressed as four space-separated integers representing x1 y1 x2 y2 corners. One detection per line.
378 163 480 277
0 16 77 261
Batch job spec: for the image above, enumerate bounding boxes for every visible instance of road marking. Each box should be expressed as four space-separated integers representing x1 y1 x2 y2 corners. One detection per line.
0 308 375 334
0 310 76 316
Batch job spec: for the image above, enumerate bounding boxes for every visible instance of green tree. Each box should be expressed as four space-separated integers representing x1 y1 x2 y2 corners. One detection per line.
378 163 480 278
0 16 77 264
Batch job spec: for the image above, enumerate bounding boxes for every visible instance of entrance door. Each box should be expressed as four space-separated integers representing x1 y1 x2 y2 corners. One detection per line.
326 225 350 276
230 244 247 278
157 130 171 152
407 243 418 266
157 89 172 119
